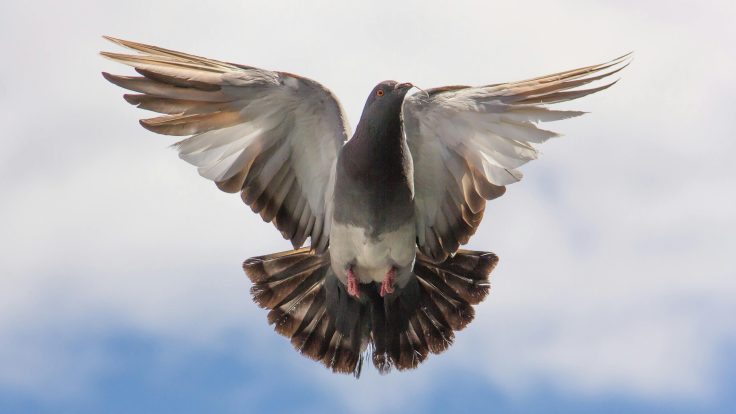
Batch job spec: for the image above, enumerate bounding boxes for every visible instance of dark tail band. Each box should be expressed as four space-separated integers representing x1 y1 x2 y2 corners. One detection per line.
243 248 498 376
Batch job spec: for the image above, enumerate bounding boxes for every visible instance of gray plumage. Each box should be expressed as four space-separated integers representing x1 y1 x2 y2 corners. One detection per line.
101 36 629 375
330 81 417 293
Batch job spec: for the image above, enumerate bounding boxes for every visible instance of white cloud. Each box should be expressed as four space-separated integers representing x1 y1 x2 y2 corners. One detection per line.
1 0 735 407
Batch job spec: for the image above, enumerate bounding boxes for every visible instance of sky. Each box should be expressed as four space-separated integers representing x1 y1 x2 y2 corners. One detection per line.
1 0 735 413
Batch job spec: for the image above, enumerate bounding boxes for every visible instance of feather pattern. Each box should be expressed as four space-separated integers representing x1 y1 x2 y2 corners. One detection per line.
243 248 498 375
404 53 631 262
101 36 351 251
104 38 628 375
244 248 369 376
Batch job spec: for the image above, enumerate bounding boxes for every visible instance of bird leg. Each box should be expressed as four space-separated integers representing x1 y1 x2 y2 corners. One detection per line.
347 266 361 298
380 266 396 297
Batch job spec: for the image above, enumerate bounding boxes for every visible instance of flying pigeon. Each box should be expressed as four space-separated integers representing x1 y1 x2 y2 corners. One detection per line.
101 36 629 376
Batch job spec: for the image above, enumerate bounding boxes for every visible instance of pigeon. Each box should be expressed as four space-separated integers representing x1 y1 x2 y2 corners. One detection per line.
101 36 630 376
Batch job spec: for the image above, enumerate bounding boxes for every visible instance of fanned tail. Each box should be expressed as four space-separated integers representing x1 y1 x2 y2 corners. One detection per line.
243 248 498 375
243 248 369 376
370 249 498 372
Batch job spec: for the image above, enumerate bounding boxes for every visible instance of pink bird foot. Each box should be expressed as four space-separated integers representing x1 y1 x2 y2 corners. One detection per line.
380 267 396 297
347 267 361 298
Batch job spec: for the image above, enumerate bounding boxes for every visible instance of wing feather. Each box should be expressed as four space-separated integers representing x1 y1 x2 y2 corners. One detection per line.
405 53 630 261
102 37 351 250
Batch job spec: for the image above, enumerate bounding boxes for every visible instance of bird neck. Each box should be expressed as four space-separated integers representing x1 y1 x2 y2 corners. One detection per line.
353 109 404 148
346 110 407 175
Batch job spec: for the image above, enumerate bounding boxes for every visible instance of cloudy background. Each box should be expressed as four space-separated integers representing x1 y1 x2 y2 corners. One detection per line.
1 0 734 412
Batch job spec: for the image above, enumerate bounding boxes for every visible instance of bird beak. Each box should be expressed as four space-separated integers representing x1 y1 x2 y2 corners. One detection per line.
396 82 413 90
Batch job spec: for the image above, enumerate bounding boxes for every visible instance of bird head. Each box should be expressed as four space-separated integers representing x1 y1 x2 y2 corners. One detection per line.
360 80 413 120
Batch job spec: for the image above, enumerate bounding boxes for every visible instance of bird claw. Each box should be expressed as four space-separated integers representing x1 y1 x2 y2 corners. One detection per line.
380 267 396 297
347 267 361 298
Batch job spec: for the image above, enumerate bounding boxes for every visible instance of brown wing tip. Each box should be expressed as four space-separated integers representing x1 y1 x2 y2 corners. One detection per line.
101 71 130 91
122 94 141 105
100 36 127 55
136 117 190 136
612 51 635 64
100 71 133 88
138 118 156 132
99 51 126 62
102 35 145 52
102 34 120 43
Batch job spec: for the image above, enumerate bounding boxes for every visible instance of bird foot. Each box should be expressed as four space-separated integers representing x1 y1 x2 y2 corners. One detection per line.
380 267 396 297
347 267 361 298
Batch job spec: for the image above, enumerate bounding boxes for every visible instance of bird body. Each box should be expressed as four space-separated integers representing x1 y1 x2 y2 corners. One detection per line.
101 36 629 376
331 81 416 291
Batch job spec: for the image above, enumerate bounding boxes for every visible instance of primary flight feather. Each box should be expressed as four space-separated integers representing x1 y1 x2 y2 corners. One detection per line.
101 36 629 376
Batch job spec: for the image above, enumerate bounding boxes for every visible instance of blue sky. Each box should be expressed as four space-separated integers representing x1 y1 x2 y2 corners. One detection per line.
1 0 735 413
3 331 736 413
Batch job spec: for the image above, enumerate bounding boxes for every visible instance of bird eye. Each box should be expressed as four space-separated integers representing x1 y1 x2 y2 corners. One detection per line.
376 89 384 97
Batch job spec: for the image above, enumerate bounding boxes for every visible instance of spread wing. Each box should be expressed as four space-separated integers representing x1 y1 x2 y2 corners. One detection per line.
403 53 631 262
101 37 351 252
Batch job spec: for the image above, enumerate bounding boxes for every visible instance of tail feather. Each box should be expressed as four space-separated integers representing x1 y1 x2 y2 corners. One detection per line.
244 248 368 376
243 248 499 376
